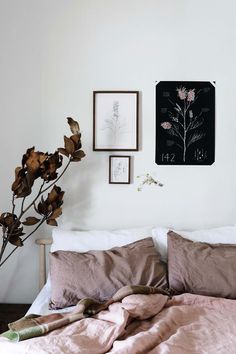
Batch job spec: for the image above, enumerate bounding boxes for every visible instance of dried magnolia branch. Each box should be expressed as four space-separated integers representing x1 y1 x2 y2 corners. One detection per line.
0 118 85 268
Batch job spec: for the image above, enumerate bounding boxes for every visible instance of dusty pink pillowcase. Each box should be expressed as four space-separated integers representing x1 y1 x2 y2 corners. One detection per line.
168 230 236 298
49 237 168 309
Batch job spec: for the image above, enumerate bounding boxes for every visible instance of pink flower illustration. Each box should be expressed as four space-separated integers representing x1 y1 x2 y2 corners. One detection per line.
177 87 187 100
160 85 204 163
187 89 195 102
161 122 172 130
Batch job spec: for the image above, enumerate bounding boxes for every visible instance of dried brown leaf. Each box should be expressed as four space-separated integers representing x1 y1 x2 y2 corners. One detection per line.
0 213 15 227
47 188 58 204
22 217 40 226
67 118 80 135
71 150 85 162
22 147 34 167
70 134 81 150
24 148 48 174
40 152 63 182
49 207 62 220
58 148 69 157
12 169 33 198
64 136 75 155
9 236 23 247
15 166 21 178
47 205 53 213
47 219 58 226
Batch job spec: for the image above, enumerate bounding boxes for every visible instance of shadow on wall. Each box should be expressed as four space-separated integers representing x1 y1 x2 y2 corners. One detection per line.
58 156 99 231
0 239 39 302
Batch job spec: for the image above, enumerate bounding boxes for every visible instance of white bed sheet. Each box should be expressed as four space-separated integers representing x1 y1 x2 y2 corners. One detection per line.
26 281 75 316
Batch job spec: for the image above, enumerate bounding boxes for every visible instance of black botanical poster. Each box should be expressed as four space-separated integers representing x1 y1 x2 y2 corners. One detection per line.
155 81 215 165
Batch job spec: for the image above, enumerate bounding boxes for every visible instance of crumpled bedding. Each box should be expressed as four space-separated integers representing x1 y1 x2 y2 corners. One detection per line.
1 290 236 354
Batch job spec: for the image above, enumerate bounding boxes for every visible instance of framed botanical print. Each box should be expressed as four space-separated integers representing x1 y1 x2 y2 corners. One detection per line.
93 91 139 151
109 156 131 184
155 81 215 165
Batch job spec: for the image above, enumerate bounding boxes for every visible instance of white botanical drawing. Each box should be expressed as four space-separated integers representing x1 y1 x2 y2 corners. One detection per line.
95 92 138 150
102 100 128 145
160 87 205 162
110 157 129 183
113 161 127 181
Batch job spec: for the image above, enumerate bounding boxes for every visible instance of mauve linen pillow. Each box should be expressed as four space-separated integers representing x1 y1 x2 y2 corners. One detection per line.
49 237 167 309
168 231 236 298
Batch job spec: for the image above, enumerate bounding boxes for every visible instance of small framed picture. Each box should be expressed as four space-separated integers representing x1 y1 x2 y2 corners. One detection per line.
93 91 139 151
109 156 131 184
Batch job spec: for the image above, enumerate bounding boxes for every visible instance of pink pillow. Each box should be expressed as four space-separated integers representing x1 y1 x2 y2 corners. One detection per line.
50 237 168 309
168 231 236 298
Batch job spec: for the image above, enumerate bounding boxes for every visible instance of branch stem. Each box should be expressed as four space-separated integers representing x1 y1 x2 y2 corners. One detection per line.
21 197 26 215
0 217 46 267
0 230 7 264
0 157 71 267
11 194 16 215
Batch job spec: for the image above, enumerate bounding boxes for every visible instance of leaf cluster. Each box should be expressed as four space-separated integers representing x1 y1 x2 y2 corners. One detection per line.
58 118 85 162
0 118 85 260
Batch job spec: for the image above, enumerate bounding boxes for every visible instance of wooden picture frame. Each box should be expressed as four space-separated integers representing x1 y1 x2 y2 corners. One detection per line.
93 91 139 151
109 155 131 184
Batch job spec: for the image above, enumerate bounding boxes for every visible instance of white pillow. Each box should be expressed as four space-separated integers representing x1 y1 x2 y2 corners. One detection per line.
51 226 153 253
152 226 236 261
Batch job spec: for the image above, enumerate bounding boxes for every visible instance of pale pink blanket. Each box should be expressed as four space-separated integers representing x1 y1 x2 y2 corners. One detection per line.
1 293 236 353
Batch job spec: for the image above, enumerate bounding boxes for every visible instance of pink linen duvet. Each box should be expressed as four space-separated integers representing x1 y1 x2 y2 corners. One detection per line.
0 292 236 354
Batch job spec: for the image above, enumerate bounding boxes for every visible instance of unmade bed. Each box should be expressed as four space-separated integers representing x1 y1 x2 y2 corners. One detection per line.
1 225 236 354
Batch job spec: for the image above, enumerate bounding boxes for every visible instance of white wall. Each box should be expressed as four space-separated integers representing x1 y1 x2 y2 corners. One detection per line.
0 0 236 303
